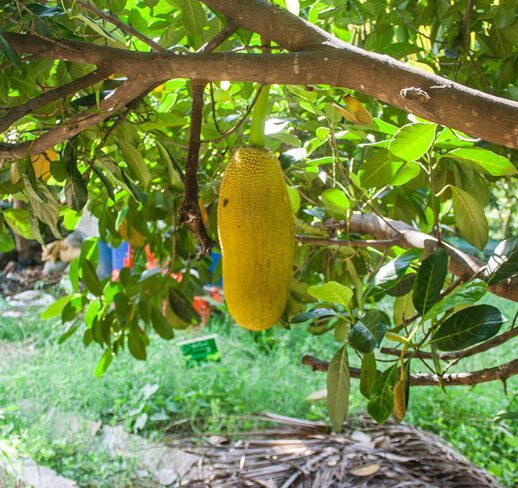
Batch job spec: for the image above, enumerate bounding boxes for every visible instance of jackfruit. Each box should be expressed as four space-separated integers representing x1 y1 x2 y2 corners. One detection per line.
217 146 294 331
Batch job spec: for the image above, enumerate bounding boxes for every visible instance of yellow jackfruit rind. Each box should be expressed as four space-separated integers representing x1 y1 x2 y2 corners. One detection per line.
217 146 295 331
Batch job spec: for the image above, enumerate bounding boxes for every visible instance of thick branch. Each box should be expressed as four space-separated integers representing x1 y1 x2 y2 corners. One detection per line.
0 67 109 133
2 32 518 151
0 78 153 163
295 235 397 248
177 23 237 255
200 0 518 149
330 213 518 302
301 355 518 387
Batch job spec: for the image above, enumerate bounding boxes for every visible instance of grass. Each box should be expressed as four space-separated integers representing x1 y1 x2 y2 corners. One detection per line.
0 291 517 486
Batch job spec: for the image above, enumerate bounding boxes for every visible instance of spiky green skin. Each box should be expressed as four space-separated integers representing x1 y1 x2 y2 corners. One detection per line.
217 147 295 331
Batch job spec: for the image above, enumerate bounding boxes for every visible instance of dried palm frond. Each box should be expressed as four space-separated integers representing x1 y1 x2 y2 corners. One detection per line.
173 413 503 488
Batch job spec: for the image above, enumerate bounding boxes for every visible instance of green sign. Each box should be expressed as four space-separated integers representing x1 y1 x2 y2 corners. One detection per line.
178 334 220 363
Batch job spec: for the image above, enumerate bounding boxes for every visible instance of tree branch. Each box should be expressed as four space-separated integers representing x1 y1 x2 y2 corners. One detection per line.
0 78 153 164
326 213 518 302
62 0 168 53
380 326 518 361
0 67 109 134
295 235 398 248
178 81 214 257
177 23 237 256
2 32 518 151
301 354 518 387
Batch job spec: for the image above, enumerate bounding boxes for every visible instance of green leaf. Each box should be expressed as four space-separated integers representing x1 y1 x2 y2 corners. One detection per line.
365 249 423 297
485 238 518 286
393 292 415 327
290 308 336 324
181 0 206 36
360 352 377 398
58 322 80 344
81 260 103 296
0 33 21 68
119 141 151 188
128 329 147 360
150 305 175 339
157 141 184 191
451 186 489 250
168 287 200 324
412 248 449 315
69 257 80 293
286 185 301 214
326 345 350 432
95 349 114 378
349 310 387 354
0 226 14 252
41 295 75 319
85 300 102 328
3 208 34 240
423 281 487 320
367 363 398 424
359 151 421 189
320 188 349 217
388 122 436 162
307 281 353 308
446 148 517 176
65 165 88 212
432 304 506 351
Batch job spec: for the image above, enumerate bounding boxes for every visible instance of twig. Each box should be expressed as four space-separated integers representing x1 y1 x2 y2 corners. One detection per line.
202 85 264 144
380 325 518 362
0 68 109 133
209 83 224 134
62 0 168 53
295 235 397 248
301 354 518 386
197 21 238 54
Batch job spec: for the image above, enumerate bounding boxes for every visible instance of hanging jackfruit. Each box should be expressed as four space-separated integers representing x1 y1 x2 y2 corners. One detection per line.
217 146 294 331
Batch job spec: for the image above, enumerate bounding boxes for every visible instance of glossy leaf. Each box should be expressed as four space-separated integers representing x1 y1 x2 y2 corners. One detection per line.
423 281 487 320
412 248 449 315
388 122 436 162
320 188 349 217
307 281 353 308
485 238 518 286
432 304 506 351
41 295 75 319
327 345 350 432
367 363 398 424
447 148 517 176
451 186 489 250
290 307 336 323
365 249 423 298
348 310 388 354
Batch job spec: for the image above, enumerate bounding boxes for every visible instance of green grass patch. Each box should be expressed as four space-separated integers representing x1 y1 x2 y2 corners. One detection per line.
0 293 516 486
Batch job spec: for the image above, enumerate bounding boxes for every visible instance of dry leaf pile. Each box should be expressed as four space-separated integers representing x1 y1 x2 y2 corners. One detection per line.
176 413 502 488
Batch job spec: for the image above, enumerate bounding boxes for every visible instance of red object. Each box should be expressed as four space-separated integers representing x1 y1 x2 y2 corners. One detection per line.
210 286 222 304
193 296 211 324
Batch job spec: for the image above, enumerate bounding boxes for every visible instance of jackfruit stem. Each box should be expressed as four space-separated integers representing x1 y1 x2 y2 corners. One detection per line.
249 84 271 147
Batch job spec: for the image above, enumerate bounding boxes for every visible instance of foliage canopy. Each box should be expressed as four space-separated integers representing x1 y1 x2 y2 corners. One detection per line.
0 0 517 427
